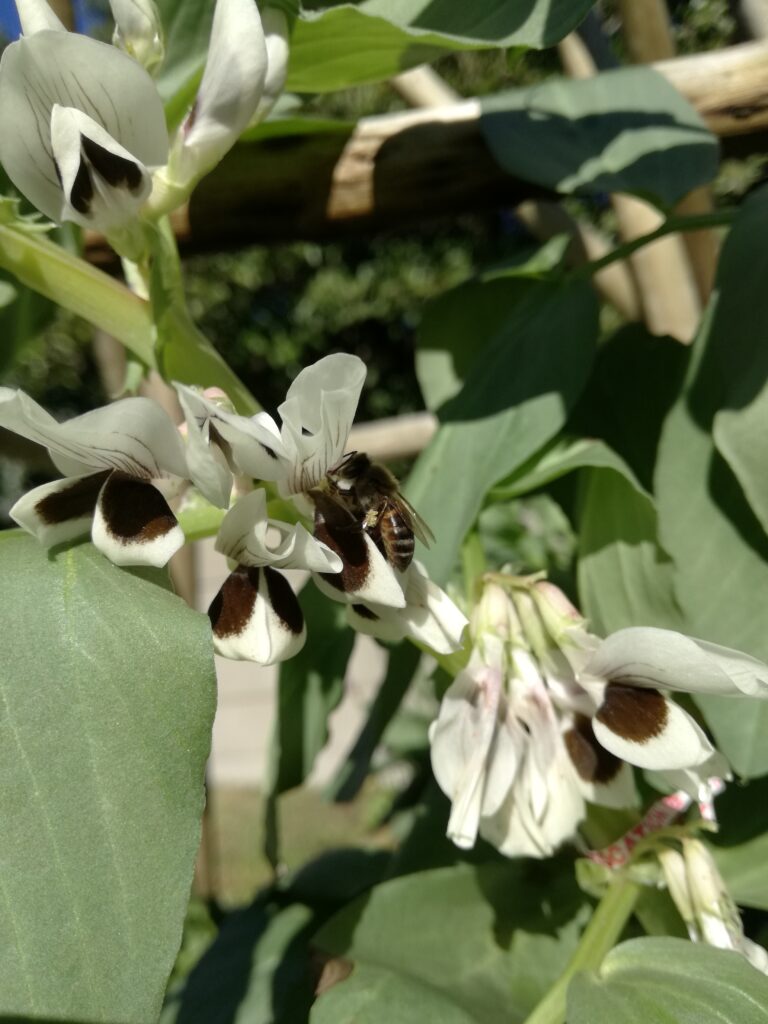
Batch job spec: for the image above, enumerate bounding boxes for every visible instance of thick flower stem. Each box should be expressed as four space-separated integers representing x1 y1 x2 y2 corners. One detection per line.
523 876 641 1024
0 223 156 366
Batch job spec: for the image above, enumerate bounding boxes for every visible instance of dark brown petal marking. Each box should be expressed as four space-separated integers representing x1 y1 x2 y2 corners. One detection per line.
35 471 109 525
352 603 379 621
564 714 623 784
264 567 303 635
69 157 94 214
81 135 143 192
312 491 370 594
99 471 178 543
595 684 668 744
208 566 258 639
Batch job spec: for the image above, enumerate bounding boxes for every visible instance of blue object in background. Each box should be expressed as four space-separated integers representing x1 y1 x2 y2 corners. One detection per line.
0 0 108 39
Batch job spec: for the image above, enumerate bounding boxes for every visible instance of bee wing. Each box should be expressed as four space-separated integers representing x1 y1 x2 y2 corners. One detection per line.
395 493 435 547
309 488 361 531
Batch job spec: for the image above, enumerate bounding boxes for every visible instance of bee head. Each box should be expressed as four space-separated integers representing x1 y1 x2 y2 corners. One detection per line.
328 451 371 490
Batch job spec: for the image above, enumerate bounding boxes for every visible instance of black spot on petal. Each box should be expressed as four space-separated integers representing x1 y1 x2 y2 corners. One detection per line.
69 157 94 214
35 471 108 525
352 603 378 621
595 684 668 744
264 567 303 635
209 566 258 638
99 471 177 543
81 135 143 192
564 714 623 784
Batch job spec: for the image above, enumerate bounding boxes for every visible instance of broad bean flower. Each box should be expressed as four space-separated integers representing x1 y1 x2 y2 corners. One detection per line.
0 387 233 566
177 353 467 663
429 576 766 858
0 0 290 238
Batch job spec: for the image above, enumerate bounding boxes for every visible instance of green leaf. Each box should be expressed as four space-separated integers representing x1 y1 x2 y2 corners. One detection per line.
705 187 768 536
406 280 598 584
154 0 212 122
713 833 768 912
263 585 355 864
327 643 421 801
655 194 768 777
0 532 216 1023
162 900 317 1024
482 67 718 208
312 861 589 1024
490 437 646 502
287 0 595 93
416 243 570 413
568 937 768 1024
577 470 683 635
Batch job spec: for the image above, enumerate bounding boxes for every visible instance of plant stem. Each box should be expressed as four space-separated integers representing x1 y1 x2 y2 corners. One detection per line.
461 531 486 607
0 224 156 366
577 208 736 280
523 876 641 1024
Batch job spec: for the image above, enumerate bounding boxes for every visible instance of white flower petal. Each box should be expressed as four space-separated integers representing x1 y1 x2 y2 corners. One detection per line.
311 531 405 608
253 7 289 122
10 472 106 547
110 0 164 71
594 686 715 770
16 0 65 34
175 0 267 182
278 354 366 494
429 664 503 850
0 389 188 480
562 714 638 809
0 31 168 223
651 750 731 803
395 560 468 655
175 383 285 481
208 564 305 664
345 602 406 644
587 626 768 698
50 105 152 231
175 387 233 508
91 472 185 567
216 488 341 572
480 707 524 818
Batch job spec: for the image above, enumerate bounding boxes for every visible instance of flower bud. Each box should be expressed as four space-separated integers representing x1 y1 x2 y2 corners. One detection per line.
110 0 165 74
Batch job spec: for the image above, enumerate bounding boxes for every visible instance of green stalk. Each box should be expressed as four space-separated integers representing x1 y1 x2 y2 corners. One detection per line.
461 531 486 607
576 208 736 280
523 876 641 1024
0 224 156 366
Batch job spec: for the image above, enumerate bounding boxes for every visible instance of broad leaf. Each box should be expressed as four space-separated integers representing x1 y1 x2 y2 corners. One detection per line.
482 68 718 209
162 849 389 1024
578 470 683 635
0 532 215 1023
288 0 594 93
568 937 768 1024
655 195 768 777
706 188 768 536
406 280 598 584
490 437 646 502
162 900 317 1024
312 861 589 1024
263 584 355 863
713 833 768 912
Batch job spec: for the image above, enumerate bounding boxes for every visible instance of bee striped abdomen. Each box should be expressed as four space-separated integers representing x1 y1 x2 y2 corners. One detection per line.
379 506 415 571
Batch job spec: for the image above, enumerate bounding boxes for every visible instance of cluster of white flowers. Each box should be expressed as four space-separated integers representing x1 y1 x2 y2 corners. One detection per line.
0 0 289 245
429 575 768 858
0 354 468 665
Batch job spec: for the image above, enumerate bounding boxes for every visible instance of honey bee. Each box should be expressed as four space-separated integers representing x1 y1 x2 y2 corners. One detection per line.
324 451 434 572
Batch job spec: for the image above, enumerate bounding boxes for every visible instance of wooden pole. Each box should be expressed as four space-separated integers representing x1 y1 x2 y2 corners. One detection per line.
83 41 768 261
